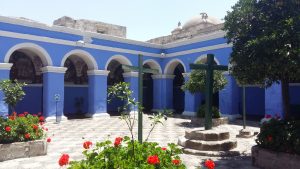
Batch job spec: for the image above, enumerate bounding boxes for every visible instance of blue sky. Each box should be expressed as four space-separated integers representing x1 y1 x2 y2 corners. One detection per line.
0 0 238 41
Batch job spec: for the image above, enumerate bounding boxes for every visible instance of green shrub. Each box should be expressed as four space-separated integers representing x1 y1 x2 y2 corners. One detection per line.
197 106 221 118
256 118 300 155
0 79 26 113
68 136 186 169
0 112 46 144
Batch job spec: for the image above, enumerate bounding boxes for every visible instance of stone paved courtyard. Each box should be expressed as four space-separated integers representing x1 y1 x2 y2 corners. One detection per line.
0 115 260 169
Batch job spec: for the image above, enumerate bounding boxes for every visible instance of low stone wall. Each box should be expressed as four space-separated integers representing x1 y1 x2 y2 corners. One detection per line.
252 145 300 169
191 117 229 127
0 140 47 162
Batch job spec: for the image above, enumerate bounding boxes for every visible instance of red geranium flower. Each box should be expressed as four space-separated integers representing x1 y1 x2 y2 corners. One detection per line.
39 116 45 122
265 114 272 119
172 159 180 165
204 159 215 169
33 125 38 130
47 138 51 143
83 141 92 149
8 116 15 120
114 137 123 147
33 114 37 117
24 133 30 139
147 155 160 165
18 113 25 117
161 147 167 151
5 126 11 132
58 154 69 166
24 112 29 115
267 135 273 142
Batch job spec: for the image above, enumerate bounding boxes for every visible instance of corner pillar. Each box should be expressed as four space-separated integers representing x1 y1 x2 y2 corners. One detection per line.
182 73 197 116
219 74 240 120
86 70 110 118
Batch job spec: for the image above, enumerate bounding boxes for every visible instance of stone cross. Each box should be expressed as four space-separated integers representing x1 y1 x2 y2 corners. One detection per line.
122 54 159 142
190 54 228 130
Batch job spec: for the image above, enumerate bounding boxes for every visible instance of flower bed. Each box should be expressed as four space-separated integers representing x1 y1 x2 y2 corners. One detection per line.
0 112 48 161
256 115 300 155
58 137 216 169
252 145 300 169
252 114 300 168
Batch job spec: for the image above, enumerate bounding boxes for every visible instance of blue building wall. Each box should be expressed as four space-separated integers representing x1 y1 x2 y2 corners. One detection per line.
15 86 43 114
0 16 292 120
64 86 88 116
238 87 265 116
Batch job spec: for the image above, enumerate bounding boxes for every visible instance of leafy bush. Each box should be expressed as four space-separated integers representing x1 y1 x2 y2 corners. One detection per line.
0 112 46 144
69 136 186 169
256 116 300 155
198 106 221 118
0 79 26 112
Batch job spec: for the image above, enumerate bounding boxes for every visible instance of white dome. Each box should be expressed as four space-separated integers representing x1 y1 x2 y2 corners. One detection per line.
182 14 222 30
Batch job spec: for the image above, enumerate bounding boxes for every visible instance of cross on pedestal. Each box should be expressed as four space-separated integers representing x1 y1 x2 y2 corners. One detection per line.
190 54 228 130
122 54 159 142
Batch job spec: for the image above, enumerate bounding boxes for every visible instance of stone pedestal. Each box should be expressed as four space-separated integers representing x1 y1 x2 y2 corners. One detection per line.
178 128 238 157
236 129 258 138
190 117 229 127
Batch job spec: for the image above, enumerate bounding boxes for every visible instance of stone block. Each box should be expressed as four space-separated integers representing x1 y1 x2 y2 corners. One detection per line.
190 117 229 127
185 129 230 141
252 145 300 169
0 140 47 162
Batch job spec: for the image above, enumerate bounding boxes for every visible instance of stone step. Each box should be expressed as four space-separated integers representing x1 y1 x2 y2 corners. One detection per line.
178 136 237 151
182 148 240 157
185 129 230 141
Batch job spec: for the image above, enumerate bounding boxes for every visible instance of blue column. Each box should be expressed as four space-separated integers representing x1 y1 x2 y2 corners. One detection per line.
123 72 139 111
0 63 12 117
86 70 110 118
151 74 175 111
219 74 240 120
265 83 283 117
182 73 197 116
42 66 67 121
152 75 163 111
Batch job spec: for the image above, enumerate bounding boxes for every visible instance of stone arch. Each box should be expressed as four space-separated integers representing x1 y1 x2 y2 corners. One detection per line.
4 43 53 66
194 54 220 65
61 49 98 70
105 55 132 70
164 59 186 74
143 59 162 74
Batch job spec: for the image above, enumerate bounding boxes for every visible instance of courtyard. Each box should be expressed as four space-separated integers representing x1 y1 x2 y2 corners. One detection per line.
0 116 259 169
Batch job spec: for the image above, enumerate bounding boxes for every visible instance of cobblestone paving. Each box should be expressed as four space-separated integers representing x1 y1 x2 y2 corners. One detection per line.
0 115 260 169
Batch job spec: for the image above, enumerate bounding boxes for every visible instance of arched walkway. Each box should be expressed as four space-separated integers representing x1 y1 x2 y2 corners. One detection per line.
62 50 97 119
164 59 186 114
106 56 129 115
5 43 52 114
142 60 162 113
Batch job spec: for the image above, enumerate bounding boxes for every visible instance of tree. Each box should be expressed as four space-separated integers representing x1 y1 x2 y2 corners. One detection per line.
182 60 227 117
223 0 300 119
0 79 26 113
